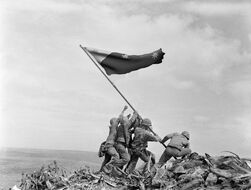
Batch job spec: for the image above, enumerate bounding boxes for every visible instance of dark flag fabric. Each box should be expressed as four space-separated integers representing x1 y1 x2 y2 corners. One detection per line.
86 47 165 75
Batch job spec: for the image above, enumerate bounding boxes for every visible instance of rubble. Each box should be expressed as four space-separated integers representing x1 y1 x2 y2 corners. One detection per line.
13 152 251 190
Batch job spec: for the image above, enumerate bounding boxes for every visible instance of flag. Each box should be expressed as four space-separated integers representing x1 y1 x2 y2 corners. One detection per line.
85 47 165 75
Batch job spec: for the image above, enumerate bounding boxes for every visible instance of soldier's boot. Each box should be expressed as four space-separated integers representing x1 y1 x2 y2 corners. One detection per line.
111 166 123 177
102 163 113 174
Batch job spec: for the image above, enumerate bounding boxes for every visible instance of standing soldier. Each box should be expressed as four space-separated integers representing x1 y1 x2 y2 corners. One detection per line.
125 118 161 174
155 131 192 168
103 108 138 174
100 106 127 172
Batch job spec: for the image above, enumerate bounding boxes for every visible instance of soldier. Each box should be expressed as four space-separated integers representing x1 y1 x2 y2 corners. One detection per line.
103 108 138 174
99 106 127 172
99 118 120 172
155 131 192 168
125 118 161 174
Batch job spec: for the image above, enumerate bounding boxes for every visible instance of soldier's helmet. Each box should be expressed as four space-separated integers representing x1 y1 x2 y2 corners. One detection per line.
141 118 153 131
110 118 118 125
142 118 152 127
181 131 190 140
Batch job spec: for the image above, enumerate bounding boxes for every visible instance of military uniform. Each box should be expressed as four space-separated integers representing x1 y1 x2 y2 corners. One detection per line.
99 118 120 172
156 132 191 168
125 127 159 174
113 112 138 169
103 112 138 172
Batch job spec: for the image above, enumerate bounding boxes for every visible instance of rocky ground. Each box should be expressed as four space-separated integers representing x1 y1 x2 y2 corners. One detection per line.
11 152 251 190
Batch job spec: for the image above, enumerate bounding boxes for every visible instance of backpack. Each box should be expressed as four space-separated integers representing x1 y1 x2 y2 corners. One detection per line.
98 141 106 157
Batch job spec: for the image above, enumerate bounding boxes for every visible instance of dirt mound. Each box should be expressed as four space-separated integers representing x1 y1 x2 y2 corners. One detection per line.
12 152 251 190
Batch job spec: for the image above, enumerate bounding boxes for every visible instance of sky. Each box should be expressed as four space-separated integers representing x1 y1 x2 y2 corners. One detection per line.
0 0 251 158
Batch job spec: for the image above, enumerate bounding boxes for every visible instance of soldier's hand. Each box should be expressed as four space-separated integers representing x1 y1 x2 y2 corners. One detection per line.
120 106 128 116
156 136 162 142
133 111 140 118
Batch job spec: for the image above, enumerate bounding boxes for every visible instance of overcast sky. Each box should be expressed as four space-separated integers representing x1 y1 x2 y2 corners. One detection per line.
0 0 251 158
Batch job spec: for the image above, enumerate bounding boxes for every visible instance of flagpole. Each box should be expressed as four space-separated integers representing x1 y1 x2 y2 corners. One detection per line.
79 45 136 112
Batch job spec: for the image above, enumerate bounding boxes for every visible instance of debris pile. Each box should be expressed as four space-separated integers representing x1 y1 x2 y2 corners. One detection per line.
151 152 251 190
13 152 251 190
17 161 117 190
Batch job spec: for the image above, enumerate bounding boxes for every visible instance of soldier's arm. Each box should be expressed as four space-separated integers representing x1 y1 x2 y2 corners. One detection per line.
160 133 178 144
144 131 160 142
183 141 190 148
128 111 140 130
122 118 131 147
186 142 190 148
130 116 143 134
118 105 128 122
130 111 138 123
